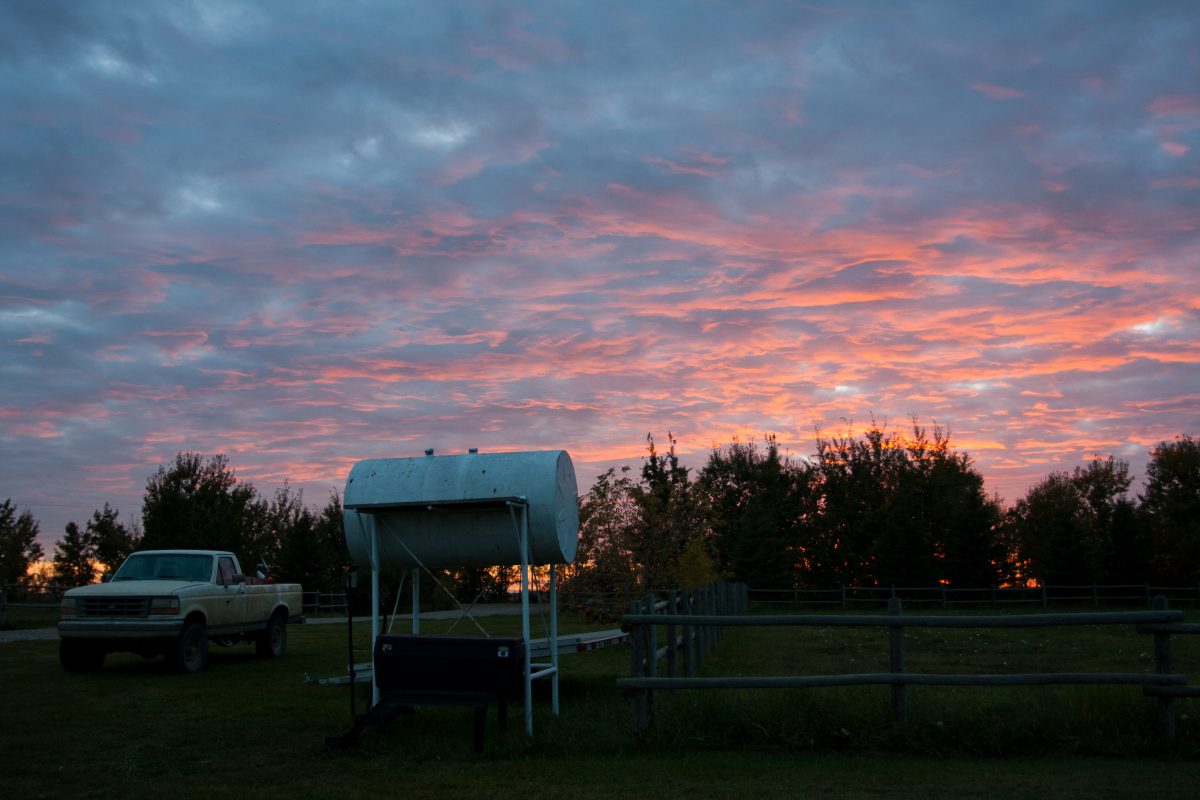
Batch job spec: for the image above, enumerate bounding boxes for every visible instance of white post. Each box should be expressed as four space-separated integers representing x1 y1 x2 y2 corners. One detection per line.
550 561 560 716
411 567 420 635
520 501 533 737
370 519 380 707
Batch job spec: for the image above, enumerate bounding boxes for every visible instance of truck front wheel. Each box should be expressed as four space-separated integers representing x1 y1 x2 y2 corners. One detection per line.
60 638 105 672
169 621 209 673
256 612 287 659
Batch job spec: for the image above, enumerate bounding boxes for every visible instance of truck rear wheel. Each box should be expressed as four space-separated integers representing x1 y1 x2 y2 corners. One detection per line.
169 621 209 673
60 639 105 672
256 612 287 658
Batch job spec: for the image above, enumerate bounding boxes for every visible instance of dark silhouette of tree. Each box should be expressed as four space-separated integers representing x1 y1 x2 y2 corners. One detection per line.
796 420 1001 588
274 491 349 590
629 433 705 591
86 503 139 577
0 499 44 584
1009 473 1089 585
1009 456 1136 586
1140 435 1200 584
560 466 641 613
140 453 262 571
52 522 95 586
906 427 1004 588
804 424 906 586
697 436 801 588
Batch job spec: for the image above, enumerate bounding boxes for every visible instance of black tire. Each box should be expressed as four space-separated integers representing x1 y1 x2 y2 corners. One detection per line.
59 638 105 672
169 621 209 673
256 613 287 659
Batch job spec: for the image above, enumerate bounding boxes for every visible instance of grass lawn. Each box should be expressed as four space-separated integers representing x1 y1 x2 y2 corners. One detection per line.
2 609 1198 799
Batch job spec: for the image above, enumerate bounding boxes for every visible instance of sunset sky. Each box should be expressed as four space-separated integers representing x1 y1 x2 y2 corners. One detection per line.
2 1 1198 556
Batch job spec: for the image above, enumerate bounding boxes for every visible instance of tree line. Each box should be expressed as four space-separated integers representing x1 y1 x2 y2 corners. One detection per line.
0 453 347 591
1 427 1196 596
562 425 1200 599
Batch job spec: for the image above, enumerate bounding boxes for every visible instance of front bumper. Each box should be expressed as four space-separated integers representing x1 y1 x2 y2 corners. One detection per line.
57 619 185 639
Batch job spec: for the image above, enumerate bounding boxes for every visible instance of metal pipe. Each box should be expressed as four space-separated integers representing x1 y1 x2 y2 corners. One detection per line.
520 501 532 737
370 517 380 707
411 568 420 635
550 562 559 716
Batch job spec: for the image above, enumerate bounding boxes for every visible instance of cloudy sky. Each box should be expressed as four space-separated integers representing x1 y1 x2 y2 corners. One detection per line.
2 0 1198 555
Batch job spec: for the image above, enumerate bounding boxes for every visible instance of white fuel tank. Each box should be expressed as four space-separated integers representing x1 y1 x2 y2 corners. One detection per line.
342 449 579 569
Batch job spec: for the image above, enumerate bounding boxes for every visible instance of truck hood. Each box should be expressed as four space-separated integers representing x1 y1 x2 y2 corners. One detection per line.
65 580 202 597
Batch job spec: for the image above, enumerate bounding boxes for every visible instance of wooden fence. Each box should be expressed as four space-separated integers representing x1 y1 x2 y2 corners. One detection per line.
618 596 1197 739
625 582 749 730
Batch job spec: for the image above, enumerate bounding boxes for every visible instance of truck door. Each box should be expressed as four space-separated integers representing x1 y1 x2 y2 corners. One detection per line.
213 556 246 631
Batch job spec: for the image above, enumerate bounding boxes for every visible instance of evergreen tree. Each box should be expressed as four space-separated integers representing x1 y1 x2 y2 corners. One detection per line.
86 504 139 577
52 522 95 586
275 492 348 590
0 499 44 584
141 453 261 570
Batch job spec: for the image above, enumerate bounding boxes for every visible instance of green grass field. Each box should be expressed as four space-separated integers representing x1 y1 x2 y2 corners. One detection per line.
2 610 1198 799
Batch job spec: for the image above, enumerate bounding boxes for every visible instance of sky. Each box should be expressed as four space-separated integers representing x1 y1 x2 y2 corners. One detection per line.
2 0 1198 558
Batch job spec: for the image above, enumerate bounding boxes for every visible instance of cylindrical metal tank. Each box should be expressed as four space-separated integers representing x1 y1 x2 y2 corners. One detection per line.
342 449 579 569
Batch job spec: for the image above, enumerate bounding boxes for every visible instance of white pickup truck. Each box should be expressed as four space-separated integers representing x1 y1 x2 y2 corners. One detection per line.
57 549 303 673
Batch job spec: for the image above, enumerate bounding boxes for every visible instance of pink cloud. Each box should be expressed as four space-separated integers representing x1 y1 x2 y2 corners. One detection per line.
970 82 1026 100
1147 95 1200 117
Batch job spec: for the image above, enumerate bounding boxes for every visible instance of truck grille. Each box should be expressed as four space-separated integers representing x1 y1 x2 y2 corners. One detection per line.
79 597 150 618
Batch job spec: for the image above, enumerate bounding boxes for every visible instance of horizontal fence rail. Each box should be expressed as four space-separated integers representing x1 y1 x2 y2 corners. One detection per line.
617 595 1197 739
749 583 1200 610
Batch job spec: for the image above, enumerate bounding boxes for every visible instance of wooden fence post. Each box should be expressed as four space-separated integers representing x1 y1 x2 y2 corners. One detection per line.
645 593 658 679
630 598 649 732
682 588 695 677
1152 595 1175 740
667 590 678 678
888 596 908 734
700 585 710 662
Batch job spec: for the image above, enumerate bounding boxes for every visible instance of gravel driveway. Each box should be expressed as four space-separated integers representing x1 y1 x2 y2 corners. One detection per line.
0 627 58 643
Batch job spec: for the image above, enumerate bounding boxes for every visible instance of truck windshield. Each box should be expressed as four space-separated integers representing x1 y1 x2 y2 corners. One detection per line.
112 554 214 583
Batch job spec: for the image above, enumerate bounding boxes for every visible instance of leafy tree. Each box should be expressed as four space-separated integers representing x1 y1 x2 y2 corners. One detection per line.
803 423 906 586
1070 456 1142 582
675 537 718 589
1008 472 1093 585
0 499 44 584
275 491 348 590
629 433 706 591
561 466 641 604
140 453 262 571
86 504 139 577
1009 456 1138 586
52 522 96 586
697 436 802 588
1140 435 1200 584
903 425 1004 588
799 420 1002 588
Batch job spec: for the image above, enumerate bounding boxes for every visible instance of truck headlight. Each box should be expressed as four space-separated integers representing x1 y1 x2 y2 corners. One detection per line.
149 597 180 615
60 597 77 618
